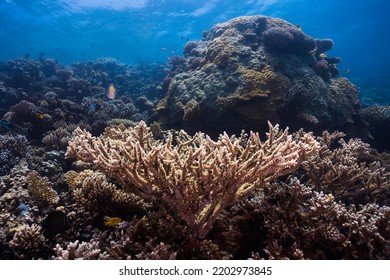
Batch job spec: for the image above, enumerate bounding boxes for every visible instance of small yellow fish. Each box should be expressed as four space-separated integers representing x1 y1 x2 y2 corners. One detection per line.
35 113 45 119
327 193 334 203
8 226 22 233
107 84 116 100
104 217 122 227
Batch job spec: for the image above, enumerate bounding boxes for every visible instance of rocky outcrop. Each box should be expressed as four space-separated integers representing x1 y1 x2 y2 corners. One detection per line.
153 15 369 138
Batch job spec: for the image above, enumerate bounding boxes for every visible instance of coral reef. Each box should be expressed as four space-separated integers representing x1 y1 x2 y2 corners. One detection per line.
263 26 316 54
53 240 101 260
302 131 390 205
0 14 389 260
42 122 79 151
237 178 390 259
9 224 47 259
64 170 149 214
152 15 366 140
360 105 390 151
0 56 165 140
0 134 29 176
27 171 59 205
66 121 319 238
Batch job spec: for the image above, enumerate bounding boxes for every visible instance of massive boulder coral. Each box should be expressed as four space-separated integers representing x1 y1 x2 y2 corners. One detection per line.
153 15 367 138
65 121 319 238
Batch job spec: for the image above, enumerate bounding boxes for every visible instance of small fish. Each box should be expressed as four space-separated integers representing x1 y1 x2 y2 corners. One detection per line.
16 203 30 218
344 68 350 73
326 193 334 203
0 120 28 135
89 100 97 112
104 217 122 227
42 210 68 238
8 226 23 233
35 113 45 119
161 47 167 51
296 24 302 30
107 84 116 100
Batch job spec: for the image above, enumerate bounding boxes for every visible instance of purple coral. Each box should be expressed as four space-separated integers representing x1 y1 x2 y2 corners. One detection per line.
56 69 73 81
6 100 36 122
188 57 203 70
183 41 199 57
313 59 332 80
313 59 339 80
263 26 316 54
315 38 334 56
263 27 294 49
168 55 186 69
0 134 29 176
167 55 187 76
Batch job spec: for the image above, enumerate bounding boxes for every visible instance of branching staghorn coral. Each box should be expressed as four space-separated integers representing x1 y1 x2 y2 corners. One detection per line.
9 224 47 259
53 240 102 260
233 177 390 259
302 131 389 205
64 170 149 213
66 121 319 238
42 121 79 151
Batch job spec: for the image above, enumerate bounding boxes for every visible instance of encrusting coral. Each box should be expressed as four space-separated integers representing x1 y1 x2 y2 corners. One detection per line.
66 121 319 238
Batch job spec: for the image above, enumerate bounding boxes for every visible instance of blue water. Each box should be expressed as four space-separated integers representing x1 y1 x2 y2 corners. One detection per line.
1 0 389 102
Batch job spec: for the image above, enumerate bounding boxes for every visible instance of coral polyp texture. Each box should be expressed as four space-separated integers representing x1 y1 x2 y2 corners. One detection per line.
65 121 319 238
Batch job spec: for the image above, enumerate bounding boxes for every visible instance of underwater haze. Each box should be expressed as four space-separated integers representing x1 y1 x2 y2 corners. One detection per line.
0 0 389 98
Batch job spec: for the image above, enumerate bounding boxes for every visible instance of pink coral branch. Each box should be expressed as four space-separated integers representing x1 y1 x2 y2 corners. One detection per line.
66 121 319 238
